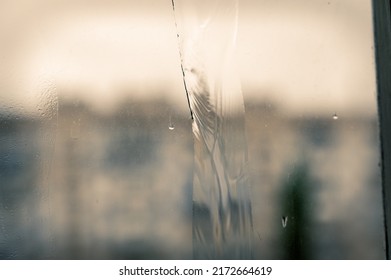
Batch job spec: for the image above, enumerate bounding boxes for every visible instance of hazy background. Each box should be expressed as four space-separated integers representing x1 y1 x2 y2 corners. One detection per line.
0 0 385 259
0 0 376 116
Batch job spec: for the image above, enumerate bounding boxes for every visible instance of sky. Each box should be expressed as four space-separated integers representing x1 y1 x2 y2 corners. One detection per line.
0 0 377 116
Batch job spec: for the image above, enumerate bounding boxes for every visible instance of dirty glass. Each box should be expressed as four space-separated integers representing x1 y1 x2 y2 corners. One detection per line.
0 0 384 259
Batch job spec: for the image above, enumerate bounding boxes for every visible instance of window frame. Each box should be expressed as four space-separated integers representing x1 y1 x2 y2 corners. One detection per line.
373 0 391 260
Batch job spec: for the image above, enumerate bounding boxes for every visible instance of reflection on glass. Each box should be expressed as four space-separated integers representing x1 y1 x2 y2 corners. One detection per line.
0 0 384 259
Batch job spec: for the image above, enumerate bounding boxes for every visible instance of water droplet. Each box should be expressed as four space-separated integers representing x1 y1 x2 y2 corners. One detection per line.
332 113 338 120
281 216 288 228
168 113 175 130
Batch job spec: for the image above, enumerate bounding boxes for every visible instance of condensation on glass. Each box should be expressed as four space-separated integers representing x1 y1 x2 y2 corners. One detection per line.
0 0 385 259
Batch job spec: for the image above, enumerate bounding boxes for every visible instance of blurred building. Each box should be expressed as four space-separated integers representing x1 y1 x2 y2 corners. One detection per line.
245 101 384 259
0 96 385 259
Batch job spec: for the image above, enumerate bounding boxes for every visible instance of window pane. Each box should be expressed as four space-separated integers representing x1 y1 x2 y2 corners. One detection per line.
0 0 193 259
0 0 384 259
239 0 384 259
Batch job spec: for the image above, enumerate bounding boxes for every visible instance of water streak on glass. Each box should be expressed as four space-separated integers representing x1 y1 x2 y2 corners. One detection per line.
35 80 58 258
281 216 288 228
172 0 253 259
